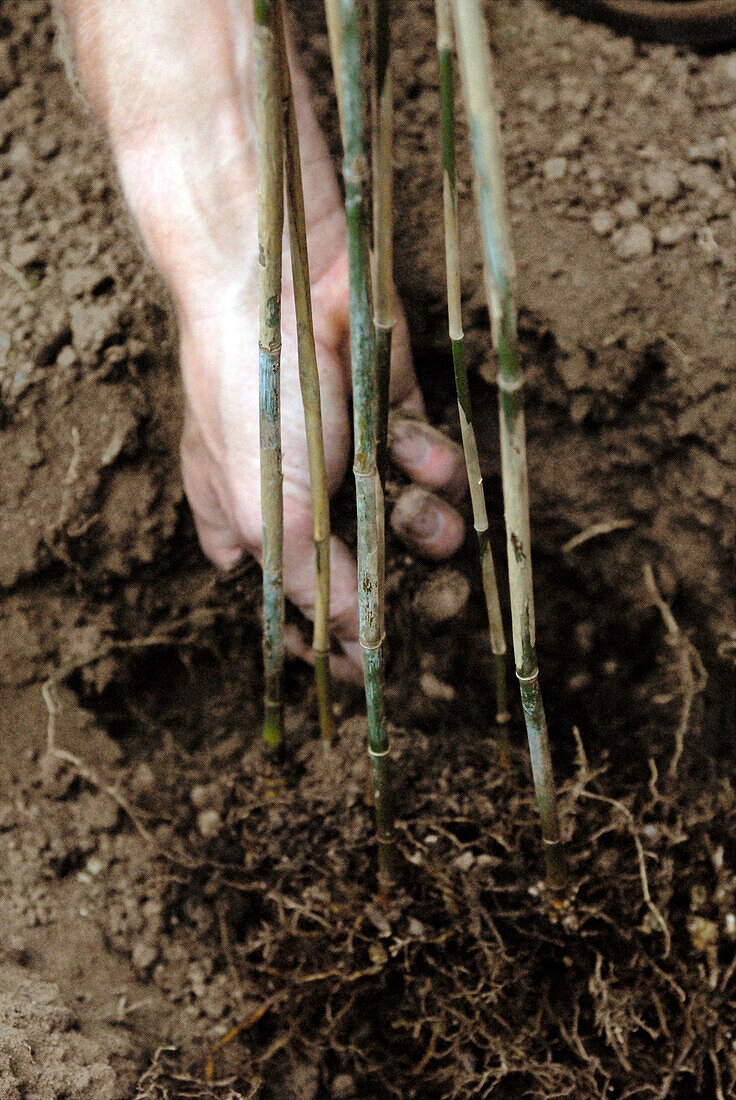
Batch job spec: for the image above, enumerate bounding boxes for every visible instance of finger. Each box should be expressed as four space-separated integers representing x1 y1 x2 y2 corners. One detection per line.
284 624 363 686
389 417 467 505
181 415 243 570
390 485 465 561
385 302 468 507
387 297 425 418
281 496 363 670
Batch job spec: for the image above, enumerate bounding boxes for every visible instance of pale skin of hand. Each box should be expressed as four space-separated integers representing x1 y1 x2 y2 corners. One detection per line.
64 0 467 676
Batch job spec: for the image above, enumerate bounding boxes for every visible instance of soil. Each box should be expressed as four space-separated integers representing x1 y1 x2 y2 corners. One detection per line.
0 1 734 1097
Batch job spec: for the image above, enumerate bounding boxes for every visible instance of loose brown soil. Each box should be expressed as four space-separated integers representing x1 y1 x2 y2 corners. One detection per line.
0 1 734 1097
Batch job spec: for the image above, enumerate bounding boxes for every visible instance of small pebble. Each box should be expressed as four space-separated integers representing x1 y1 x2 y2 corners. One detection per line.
419 672 455 702
365 903 392 937
555 129 582 155
542 156 567 181
56 345 77 370
454 851 475 872
613 223 653 261
332 1075 357 1100
131 942 159 972
190 782 223 811
129 761 155 795
643 166 680 202
287 1064 320 1100
412 569 470 624
561 84 591 113
36 133 60 159
556 351 589 390
656 222 690 248
518 84 556 113
590 209 616 237
614 198 639 223
687 915 718 953
679 163 724 202
569 394 593 424
368 943 387 967
196 809 222 840
696 226 720 264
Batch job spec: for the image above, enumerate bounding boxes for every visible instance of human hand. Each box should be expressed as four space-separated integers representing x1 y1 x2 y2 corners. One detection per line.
64 0 467 675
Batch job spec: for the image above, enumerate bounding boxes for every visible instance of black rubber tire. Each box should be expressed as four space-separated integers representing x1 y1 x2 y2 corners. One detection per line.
552 0 736 46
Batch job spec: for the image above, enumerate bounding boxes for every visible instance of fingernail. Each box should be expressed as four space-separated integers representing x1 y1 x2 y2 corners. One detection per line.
392 487 444 544
390 419 432 468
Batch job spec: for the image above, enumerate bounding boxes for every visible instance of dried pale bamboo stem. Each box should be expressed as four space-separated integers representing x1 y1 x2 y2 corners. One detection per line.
435 0 510 755
324 0 345 132
327 0 395 889
372 0 394 480
254 0 285 749
276 4 334 743
451 0 566 890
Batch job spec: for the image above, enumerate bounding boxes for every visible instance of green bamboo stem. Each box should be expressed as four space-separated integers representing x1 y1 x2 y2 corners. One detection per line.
327 0 395 890
254 0 285 750
276 4 335 744
451 0 566 891
372 0 394 481
435 0 510 756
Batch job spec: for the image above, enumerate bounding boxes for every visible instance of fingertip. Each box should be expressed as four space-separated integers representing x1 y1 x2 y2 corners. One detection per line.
391 485 465 561
333 646 364 685
190 503 243 569
284 625 363 685
389 418 467 503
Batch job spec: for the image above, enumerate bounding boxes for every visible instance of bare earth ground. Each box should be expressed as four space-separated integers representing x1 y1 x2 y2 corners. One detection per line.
0 1 735 1097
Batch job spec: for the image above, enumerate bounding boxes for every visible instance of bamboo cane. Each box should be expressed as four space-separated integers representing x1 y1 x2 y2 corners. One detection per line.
434 0 510 757
254 0 285 750
450 0 566 890
324 0 344 132
326 0 395 889
275 3 335 744
372 0 394 481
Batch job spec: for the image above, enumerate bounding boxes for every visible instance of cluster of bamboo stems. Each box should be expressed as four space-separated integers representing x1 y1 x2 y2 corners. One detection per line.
254 0 333 750
252 0 565 892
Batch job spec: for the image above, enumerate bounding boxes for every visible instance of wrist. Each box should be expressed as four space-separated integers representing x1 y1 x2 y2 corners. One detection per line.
59 1 258 151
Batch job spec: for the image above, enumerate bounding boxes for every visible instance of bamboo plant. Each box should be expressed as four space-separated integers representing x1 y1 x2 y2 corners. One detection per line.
253 0 285 750
450 0 566 890
326 0 395 889
276 2 335 744
372 0 394 480
435 0 510 756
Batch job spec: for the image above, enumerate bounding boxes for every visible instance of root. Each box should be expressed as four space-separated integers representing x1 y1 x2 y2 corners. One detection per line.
570 726 671 958
561 518 635 554
643 564 707 779
41 618 214 870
